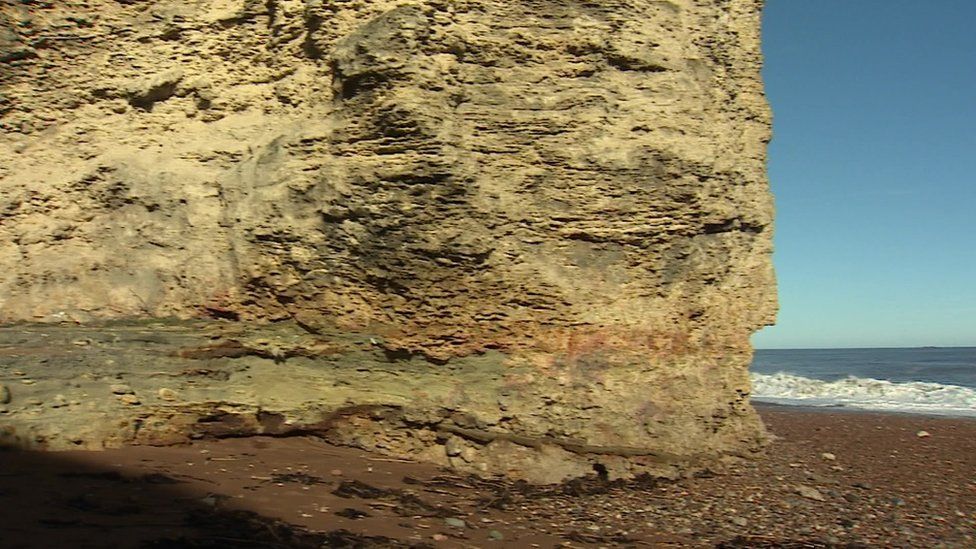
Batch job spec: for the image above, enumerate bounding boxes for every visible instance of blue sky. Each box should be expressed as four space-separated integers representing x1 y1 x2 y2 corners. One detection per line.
752 0 976 349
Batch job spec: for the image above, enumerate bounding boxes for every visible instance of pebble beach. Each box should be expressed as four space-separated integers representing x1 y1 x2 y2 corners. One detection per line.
1 404 974 548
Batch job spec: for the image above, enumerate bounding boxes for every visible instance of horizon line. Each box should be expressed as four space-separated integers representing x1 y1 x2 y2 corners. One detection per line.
754 345 976 351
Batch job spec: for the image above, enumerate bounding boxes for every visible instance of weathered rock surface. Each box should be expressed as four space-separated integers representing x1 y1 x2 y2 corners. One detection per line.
0 0 776 482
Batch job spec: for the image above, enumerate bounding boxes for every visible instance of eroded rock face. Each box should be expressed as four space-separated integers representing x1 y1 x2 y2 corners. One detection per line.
0 0 776 482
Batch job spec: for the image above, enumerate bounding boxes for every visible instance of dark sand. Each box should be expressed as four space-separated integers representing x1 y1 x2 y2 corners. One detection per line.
1 404 974 548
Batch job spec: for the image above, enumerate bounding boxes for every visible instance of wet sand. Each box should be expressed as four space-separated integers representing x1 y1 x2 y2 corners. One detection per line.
1 404 974 548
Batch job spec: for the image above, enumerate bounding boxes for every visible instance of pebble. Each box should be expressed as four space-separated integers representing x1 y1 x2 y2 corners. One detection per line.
111 384 134 395
806 472 838 485
730 516 748 527
916 430 931 438
119 394 141 405
330 469 343 476
796 485 826 502
431 534 448 542
20 379 35 385
158 388 178 401
0 384 10 404
488 530 504 540
821 452 836 461
444 517 467 528
51 394 69 408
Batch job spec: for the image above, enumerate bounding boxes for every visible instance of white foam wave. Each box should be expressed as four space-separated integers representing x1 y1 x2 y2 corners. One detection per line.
750 372 976 417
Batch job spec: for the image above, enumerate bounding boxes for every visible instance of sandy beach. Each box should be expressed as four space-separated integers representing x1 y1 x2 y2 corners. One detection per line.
1 404 973 548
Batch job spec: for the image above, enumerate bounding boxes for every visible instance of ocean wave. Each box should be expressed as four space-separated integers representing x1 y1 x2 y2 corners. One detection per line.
749 372 976 417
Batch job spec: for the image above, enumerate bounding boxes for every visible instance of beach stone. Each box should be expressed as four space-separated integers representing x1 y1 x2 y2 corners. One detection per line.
806 472 838 485
51 394 69 408
444 517 467 529
0 384 10 404
916 430 931 438
731 516 749 527
796 485 826 502
118 394 141 405
157 388 178 401
821 452 836 461
488 530 504 540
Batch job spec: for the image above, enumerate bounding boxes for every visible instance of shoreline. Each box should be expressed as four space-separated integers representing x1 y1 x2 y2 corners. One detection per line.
1 403 974 547
753 400 976 420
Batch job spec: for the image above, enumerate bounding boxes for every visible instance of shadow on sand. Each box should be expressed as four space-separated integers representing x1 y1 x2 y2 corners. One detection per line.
0 445 420 548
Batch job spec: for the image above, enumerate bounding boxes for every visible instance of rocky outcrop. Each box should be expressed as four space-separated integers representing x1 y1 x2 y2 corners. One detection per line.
0 0 776 482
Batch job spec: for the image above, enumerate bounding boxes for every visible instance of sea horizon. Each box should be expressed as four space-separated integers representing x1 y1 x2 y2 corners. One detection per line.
755 345 976 351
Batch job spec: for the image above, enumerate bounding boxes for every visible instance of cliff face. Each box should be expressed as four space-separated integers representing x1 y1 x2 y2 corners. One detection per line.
0 0 776 482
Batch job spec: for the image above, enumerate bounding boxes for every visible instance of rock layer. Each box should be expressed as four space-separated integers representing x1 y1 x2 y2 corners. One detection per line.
0 0 776 482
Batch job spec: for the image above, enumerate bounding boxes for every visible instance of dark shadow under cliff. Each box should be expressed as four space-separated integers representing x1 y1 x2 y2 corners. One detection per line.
0 445 418 548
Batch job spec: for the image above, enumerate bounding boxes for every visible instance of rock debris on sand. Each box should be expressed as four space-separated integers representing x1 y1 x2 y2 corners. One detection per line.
796 484 827 502
1 405 973 548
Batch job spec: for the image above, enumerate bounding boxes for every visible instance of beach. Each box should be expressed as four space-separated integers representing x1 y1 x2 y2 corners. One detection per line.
1 404 973 548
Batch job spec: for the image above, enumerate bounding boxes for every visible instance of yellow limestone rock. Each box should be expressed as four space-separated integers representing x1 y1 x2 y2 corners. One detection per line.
0 0 776 482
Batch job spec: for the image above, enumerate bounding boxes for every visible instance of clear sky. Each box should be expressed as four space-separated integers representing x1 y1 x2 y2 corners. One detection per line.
752 0 976 349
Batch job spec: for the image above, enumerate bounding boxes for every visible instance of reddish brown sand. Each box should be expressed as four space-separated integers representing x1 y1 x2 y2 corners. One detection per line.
1 404 974 548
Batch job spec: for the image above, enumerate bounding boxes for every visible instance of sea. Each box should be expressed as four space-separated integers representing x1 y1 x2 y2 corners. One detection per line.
749 347 976 417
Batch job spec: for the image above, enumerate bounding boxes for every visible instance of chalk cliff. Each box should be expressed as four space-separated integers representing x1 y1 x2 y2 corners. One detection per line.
0 0 776 482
